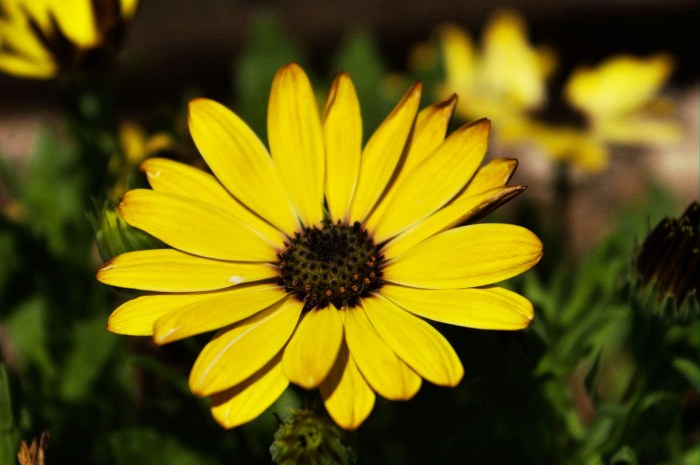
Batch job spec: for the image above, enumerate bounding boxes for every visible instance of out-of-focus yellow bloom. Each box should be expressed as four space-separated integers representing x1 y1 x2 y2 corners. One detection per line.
109 121 173 199
524 54 680 172
431 10 679 173
565 54 680 145
0 0 138 78
436 10 554 130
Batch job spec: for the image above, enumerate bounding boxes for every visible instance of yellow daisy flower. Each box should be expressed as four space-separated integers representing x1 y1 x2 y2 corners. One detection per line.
97 63 543 430
564 53 680 146
436 10 555 133
522 54 680 172
0 0 138 78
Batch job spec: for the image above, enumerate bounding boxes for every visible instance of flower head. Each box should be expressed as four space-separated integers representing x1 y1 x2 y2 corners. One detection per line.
0 0 138 78
97 63 543 430
436 10 554 131
634 201 700 322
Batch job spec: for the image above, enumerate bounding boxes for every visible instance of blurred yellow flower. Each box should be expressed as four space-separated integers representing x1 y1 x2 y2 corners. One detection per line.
436 10 554 131
565 54 680 146
108 121 174 200
0 0 138 78
432 11 679 173
97 63 542 430
523 54 680 172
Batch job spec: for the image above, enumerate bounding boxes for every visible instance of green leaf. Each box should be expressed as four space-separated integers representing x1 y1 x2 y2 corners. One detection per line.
672 357 700 391
0 364 19 465
610 445 638 465
585 349 604 400
59 315 120 401
21 127 92 262
235 12 304 139
5 296 55 380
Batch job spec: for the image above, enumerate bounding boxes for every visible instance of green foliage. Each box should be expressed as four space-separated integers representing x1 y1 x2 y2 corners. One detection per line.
234 12 304 140
0 365 20 465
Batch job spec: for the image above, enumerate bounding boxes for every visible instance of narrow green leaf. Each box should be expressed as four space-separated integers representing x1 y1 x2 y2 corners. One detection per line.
0 364 18 465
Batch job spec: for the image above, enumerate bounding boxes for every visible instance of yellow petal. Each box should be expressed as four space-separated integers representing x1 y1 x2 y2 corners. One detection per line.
319 344 375 430
107 292 219 336
282 306 344 389
438 24 475 89
482 9 546 109
141 158 285 247
190 298 302 396
399 95 457 175
0 53 56 79
362 295 463 386
268 63 325 227
383 185 525 258
119 189 279 262
459 157 518 198
153 284 286 344
97 248 278 292
381 284 534 330
188 98 299 235
210 355 288 429
565 54 673 118
384 224 542 289
120 0 139 19
348 83 422 222
323 72 362 223
362 95 456 235
366 119 490 242
342 308 421 400
51 0 99 47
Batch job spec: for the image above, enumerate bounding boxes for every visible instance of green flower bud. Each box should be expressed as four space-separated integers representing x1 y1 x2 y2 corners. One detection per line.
89 200 160 261
270 409 357 465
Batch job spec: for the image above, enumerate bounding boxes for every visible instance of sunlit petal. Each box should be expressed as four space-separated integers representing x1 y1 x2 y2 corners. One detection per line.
381 284 534 330
366 119 490 242
342 308 421 400
153 284 286 344
107 291 221 336
282 306 344 389
384 224 542 288
459 157 519 198
348 83 422 222
119 189 279 262
141 158 285 247
190 298 302 396
97 248 277 292
397 95 458 175
268 63 325 227
188 98 299 235
319 344 375 431
362 295 463 386
323 72 362 223
384 186 526 258
210 355 288 429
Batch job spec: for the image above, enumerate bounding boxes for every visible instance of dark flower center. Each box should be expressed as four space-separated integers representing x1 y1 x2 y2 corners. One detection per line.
277 221 384 311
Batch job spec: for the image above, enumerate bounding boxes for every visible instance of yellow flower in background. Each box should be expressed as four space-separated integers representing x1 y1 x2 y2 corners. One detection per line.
523 54 679 172
97 63 542 430
436 10 554 133
0 0 138 78
565 54 680 146
108 120 174 200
